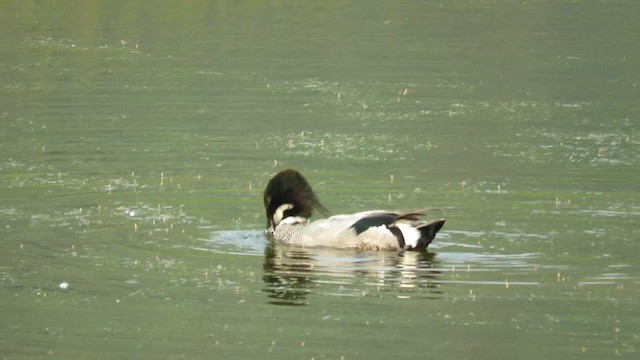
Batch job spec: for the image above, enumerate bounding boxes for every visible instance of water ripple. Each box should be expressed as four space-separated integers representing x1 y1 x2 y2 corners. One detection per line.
198 230 551 306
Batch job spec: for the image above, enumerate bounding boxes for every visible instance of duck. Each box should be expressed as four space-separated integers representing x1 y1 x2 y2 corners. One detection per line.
263 169 446 251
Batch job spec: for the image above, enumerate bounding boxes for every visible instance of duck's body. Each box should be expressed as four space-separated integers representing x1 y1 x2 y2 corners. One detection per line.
264 169 445 251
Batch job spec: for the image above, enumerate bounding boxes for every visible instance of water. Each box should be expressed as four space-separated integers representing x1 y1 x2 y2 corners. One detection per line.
1 1 639 359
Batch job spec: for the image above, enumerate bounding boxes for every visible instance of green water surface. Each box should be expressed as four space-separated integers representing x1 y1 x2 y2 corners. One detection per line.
1 1 638 359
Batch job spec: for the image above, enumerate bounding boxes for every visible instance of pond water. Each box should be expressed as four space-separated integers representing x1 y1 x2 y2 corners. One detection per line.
1 1 638 359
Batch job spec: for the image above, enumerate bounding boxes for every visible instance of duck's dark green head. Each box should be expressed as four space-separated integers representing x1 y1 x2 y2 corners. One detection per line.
263 169 328 229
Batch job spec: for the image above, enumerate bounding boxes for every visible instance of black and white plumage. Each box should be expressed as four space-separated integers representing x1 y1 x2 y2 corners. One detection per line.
264 169 446 251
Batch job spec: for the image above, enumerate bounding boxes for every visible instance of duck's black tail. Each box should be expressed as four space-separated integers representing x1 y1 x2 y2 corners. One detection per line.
414 219 446 249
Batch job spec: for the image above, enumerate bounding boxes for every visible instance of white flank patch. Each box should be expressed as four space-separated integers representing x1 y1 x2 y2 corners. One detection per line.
397 223 421 248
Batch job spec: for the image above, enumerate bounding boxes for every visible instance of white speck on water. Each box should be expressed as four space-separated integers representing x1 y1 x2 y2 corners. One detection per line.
58 282 69 290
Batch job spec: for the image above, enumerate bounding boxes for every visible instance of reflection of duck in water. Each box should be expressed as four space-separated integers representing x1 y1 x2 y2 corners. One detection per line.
262 243 315 306
264 169 445 251
262 242 443 306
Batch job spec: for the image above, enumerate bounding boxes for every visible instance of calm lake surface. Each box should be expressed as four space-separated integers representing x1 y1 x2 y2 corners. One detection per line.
1 1 638 359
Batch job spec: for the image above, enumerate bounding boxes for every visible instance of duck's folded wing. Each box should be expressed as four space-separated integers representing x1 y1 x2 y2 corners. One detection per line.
350 212 400 235
349 209 437 234
349 210 445 249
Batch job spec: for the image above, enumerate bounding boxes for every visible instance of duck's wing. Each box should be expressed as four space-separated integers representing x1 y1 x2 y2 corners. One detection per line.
349 209 440 234
349 209 445 249
350 212 402 235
